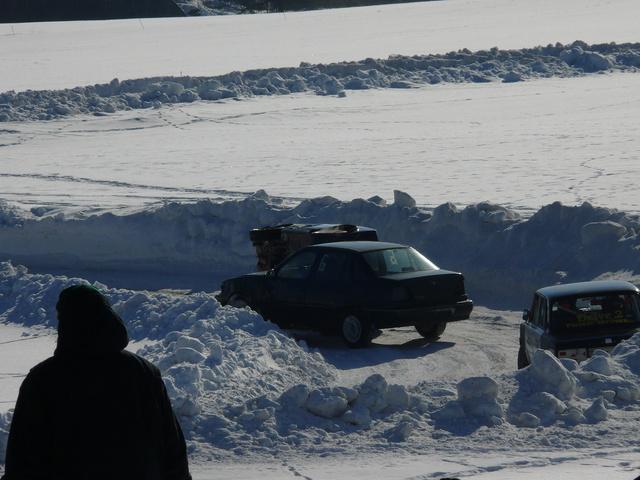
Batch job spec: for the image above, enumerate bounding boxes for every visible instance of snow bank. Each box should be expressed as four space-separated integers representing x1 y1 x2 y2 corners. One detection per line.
0 262 228 339
1 41 638 122
0 265 424 458
3 265 640 461
508 345 640 428
2 193 640 307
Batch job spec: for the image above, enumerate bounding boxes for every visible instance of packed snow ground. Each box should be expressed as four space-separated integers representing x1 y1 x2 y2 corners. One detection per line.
1 0 639 93
1 265 640 478
2 73 640 215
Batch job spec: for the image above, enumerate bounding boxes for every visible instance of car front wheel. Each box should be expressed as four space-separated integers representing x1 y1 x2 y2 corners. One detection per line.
415 321 446 341
341 314 372 348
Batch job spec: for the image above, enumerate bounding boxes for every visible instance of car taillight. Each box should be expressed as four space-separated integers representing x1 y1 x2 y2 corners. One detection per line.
391 286 411 302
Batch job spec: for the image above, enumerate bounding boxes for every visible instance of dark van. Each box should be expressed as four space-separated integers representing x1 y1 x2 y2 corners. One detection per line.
518 280 640 368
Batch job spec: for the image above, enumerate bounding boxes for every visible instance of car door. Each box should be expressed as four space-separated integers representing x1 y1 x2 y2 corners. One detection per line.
269 249 318 324
525 294 546 360
304 250 352 329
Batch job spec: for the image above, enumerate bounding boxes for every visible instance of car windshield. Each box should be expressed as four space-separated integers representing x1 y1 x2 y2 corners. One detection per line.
550 292 640 332
362 247 438 276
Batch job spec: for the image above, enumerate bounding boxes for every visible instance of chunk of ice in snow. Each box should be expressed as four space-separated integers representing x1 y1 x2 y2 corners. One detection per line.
585 397 608 423
305 388 349 419
530 349 577 400
343 405 371 426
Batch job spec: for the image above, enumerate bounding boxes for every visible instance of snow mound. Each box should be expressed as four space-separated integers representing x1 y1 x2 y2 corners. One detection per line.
0 262 236 340
611 332 640 376
138 314 336 418
432 377 504 431
509 341 640 429
3 194 640 308
3 266 640 461
1 41 639 122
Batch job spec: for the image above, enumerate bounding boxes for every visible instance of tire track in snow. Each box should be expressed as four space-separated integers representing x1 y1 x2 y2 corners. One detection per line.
0 172 304 203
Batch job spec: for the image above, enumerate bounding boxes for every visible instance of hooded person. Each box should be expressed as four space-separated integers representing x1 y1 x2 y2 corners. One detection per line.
1 285 191 480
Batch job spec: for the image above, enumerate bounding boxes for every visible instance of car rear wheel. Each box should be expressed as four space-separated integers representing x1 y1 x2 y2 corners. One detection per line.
341 314 372 348
415 321 446 341
228 294 249 309
517 345 530 369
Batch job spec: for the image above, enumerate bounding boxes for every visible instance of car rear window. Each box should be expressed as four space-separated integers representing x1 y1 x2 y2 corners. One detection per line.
550 292 640 333
362 247 438 276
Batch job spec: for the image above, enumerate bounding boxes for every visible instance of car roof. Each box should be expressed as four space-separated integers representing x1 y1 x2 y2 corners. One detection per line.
310 241 406 252
537 280 639 299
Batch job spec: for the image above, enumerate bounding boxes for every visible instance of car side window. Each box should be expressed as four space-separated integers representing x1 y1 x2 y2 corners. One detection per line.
277 251 317 280
314 252 349 282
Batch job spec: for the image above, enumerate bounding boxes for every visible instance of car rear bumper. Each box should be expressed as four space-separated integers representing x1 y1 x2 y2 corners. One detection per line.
366 299 473 328
552 330 638 361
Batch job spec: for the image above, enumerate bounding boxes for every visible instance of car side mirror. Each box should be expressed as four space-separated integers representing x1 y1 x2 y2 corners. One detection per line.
522 309 530 321
267 268 276 277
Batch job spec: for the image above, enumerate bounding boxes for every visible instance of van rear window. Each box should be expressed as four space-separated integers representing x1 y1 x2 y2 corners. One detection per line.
550 293 640 332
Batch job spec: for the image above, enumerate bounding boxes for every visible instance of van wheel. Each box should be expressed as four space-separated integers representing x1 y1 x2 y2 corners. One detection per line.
341 314 372 348
517 345 530 369
415 321 446 341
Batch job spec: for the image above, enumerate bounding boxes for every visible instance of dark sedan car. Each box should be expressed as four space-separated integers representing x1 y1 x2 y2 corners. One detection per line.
217 241 473 347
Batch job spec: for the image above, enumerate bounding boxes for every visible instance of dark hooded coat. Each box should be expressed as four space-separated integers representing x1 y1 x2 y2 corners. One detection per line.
2 285 191 480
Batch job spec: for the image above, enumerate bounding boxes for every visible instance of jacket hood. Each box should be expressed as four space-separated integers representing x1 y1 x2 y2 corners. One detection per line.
55 285 129 355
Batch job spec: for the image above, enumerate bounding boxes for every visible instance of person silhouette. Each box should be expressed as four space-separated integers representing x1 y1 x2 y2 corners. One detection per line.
2 285 191 480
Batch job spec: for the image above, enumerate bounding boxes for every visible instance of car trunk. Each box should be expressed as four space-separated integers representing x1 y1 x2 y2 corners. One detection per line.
383 270 465 305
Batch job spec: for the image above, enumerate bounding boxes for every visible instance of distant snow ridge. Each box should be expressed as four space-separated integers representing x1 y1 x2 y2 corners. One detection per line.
1 41 639 122
2 192 640 307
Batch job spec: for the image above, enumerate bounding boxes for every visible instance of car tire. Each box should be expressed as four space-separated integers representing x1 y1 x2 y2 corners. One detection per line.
228 294 249 309
415 321 446 341
341 314 373 348
517 345 530 369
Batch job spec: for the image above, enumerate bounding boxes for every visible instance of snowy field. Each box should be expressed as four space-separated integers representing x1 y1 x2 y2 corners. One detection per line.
1 73 639 214
2 0 640 477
